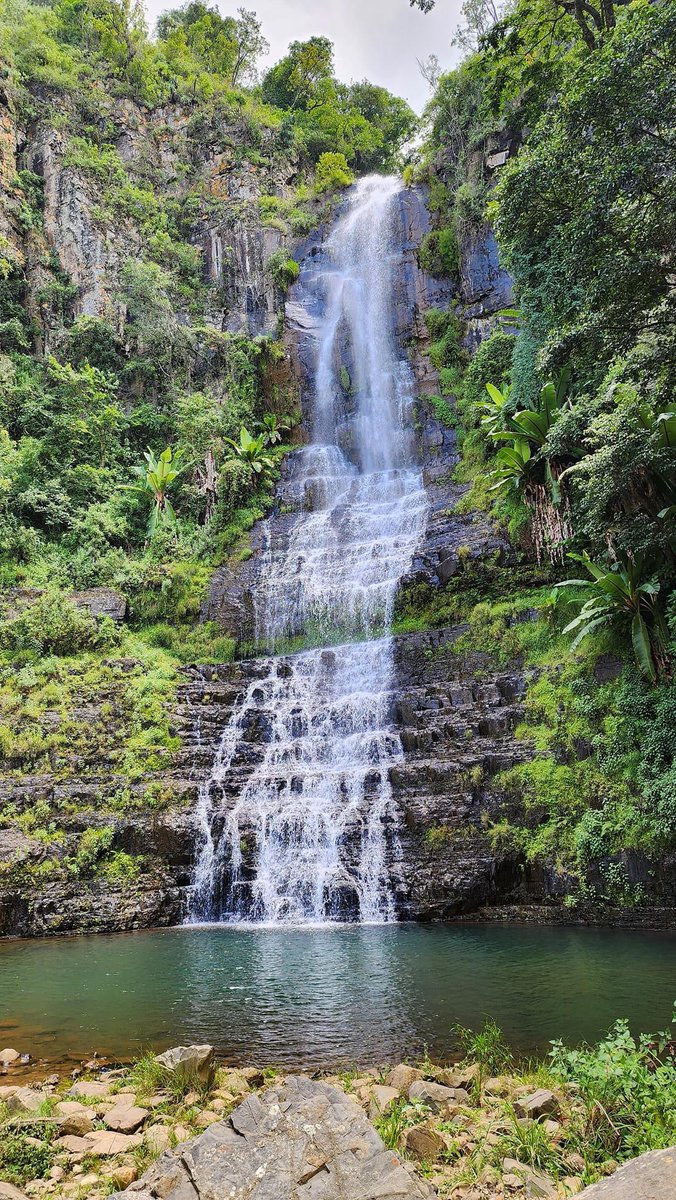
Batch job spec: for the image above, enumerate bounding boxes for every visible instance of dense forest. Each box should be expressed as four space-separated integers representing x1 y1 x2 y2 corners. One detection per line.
0 0 674 913
400 0 676 905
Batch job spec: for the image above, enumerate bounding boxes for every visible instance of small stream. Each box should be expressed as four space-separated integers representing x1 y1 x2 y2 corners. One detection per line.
1 923 674 1068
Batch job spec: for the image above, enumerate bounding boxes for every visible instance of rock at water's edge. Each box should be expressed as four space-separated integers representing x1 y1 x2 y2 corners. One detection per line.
113 1074 433 1198
575 1146 676 1198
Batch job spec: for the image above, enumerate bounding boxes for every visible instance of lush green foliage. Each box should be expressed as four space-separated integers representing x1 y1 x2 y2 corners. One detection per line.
416 0 676 686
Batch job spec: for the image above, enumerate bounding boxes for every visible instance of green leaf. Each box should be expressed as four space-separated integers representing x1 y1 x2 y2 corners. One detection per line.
631 613 656 683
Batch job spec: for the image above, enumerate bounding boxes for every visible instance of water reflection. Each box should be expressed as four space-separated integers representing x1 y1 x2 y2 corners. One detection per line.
0 923 674 1066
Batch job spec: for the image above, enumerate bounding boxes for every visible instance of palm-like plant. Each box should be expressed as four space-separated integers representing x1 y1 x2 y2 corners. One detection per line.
225 426 274 476
126 446 182 537
556 553 669 683
259 413 290 447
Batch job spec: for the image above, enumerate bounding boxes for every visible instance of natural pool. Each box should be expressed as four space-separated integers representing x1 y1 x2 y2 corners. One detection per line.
1 922 674 1068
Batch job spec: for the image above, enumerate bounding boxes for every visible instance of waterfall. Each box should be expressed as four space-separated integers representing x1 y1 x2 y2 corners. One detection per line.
188 176 427 925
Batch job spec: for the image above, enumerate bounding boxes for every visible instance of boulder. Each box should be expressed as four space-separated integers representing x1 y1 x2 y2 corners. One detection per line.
106 1166 138 1190
154 1045 216 1088
0 1048 20 1065
408 1079 469 1111
514 1089 560 1120
109 1075 433 1199
55 1135 91 1153
387 1065 423 1093
104 1105 149 1133
575 1147 676 1198
71 588 127 622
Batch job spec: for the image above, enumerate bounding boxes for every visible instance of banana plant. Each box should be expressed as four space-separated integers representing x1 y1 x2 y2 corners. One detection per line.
555 553 668 683
225 426 274 476
125 446 183 538
479 382 512 440
489 439 534 493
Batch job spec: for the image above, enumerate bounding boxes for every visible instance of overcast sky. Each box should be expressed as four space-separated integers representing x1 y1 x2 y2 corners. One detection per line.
143 0 463 113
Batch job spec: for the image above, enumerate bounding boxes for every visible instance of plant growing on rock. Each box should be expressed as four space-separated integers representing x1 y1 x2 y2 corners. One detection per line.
556 553 670 683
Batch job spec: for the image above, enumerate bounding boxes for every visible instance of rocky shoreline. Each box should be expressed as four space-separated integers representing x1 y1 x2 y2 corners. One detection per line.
0 1044 673 1200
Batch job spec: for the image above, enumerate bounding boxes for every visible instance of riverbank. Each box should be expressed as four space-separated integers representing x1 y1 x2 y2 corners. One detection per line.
1 1020 674 1200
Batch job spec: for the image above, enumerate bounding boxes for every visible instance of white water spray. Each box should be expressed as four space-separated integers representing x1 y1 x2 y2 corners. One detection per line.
188 176 427 924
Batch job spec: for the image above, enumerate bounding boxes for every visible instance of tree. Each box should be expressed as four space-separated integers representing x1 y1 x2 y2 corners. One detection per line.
231 7 268 85
261 37 334 112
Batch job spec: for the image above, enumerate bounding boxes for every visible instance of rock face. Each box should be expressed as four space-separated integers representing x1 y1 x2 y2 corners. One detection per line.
113 1075 433 1199
575 1146 676 1199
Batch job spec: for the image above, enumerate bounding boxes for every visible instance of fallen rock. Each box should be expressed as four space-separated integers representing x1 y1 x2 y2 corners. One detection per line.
194 1110 221 1127
84 1130 144 1155
104 1105 149 1133
387 1064 423 1092
154 1045 216 1088
514 1089 560 1120
574 1146 676 1198
369 1085 400 1117
0 1048 20 1065
405 1125 445 1161
408 1079 469 1111
6 1087 46 1114
110 1074 433 1198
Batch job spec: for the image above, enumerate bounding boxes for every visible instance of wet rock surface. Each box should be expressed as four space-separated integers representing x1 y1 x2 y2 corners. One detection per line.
112 1075 433 1200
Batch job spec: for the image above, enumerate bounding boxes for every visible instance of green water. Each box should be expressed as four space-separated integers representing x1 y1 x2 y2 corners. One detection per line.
1 923 674 1067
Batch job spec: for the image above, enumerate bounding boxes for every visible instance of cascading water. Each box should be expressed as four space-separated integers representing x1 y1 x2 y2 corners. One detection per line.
188 175 427 925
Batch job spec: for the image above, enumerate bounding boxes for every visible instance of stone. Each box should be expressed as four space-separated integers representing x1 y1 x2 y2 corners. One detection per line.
502 1159 558 1198
514 1089 560 1120
145 1124 171 1155
408 1079 469 1111
216 1069 250 1096
484 1077 511 1097
193 1110 221 1128
369 1085 400 1117
439 1063 481 1091
0 1085 18 1099
58 1111 94 1136
55 1101 91 1118
387 1064 423 1092
109 1075 433 1199
173 1124 191 1142
71 588 126 622
404 1126 445 1161
6 1088 46 1114
104 1105 149 1133
83 1130 144 1155
107 1166 138 1189
0 1185 31 1200
0 1048 20 1065
154 1045 216 1088
574 1146 676 1198
69 1080 111 1099
77 1175 99 1189
54 1136 91 1153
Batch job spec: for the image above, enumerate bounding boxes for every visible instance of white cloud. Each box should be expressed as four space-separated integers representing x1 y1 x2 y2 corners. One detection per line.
143 0 463 113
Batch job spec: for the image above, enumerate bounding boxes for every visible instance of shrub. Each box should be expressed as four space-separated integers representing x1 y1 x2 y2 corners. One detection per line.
0 592 119 657
314 152 354 193
266 251 300 291
0 1133 54 1185
418 227 458 277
